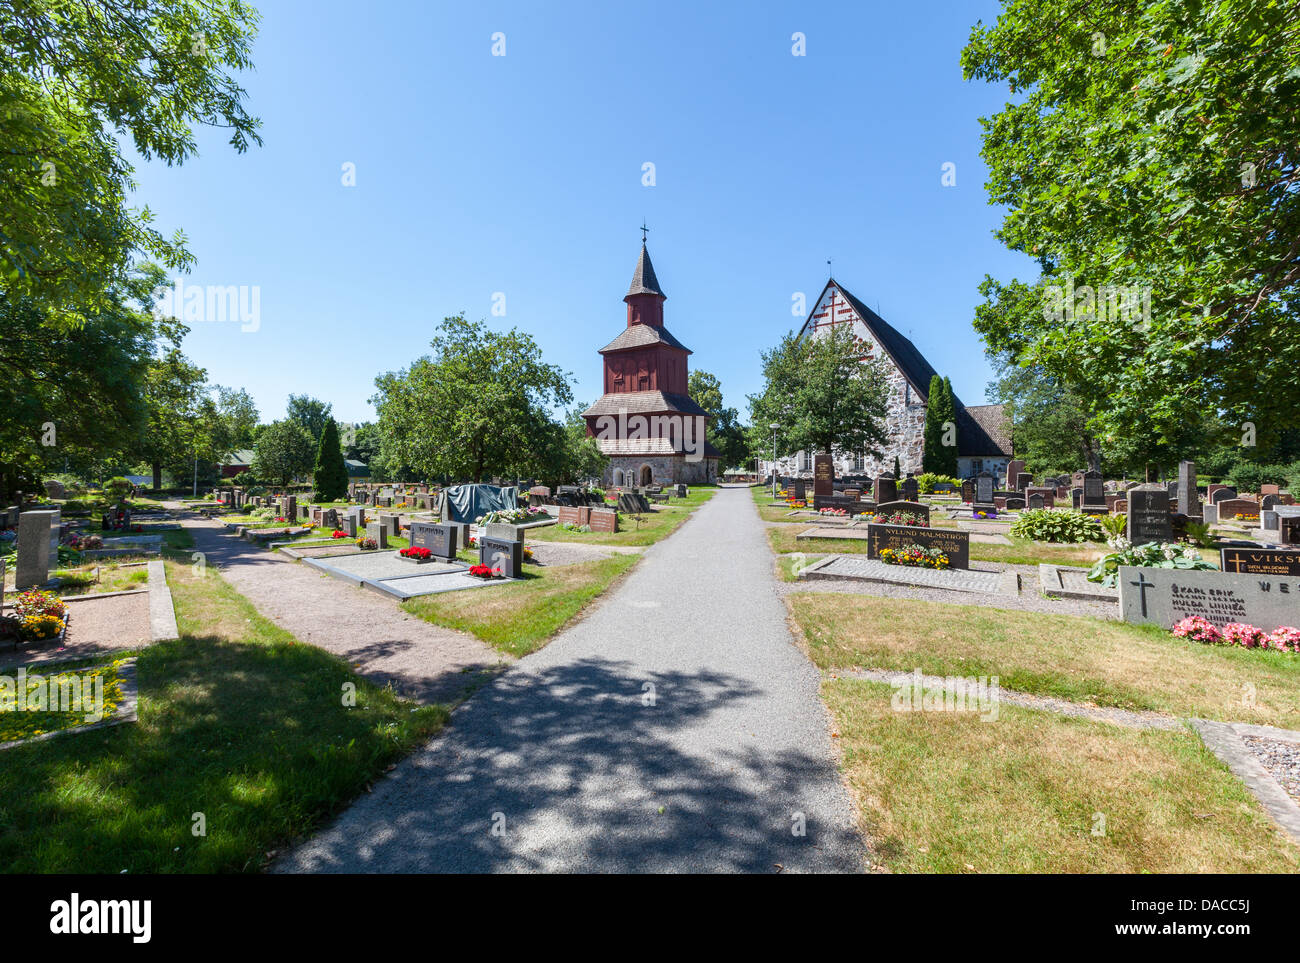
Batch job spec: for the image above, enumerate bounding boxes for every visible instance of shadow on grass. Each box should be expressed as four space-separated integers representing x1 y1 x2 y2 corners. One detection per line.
276 656 864 874
0 634 446 874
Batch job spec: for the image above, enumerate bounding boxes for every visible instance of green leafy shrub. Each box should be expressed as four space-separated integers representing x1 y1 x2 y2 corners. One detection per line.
1009 508 1103 543
1227 460 1289 493
1099 513 1126 537
102 476 134 503
1087 540 1215 587
917 472 960 494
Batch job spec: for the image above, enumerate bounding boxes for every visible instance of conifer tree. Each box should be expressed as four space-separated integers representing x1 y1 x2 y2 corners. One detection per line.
312 418 349 501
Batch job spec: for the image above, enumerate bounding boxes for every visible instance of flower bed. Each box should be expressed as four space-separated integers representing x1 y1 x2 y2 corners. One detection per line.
0 658 127 744
860 511 929 527
398 546 434 563
6 590 68 643
879 544 950 570
330 529 347 539
355 537 378 551
818 507 848 517
971 508 999 519
468 563 503 579
1172 616 1300 653
476 508 545 525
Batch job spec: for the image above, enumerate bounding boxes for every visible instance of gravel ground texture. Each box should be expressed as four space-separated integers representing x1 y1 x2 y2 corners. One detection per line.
526 542 616 567
1 591 152 668
1242 735 1300 803
169 506 508 705
274 487 866 874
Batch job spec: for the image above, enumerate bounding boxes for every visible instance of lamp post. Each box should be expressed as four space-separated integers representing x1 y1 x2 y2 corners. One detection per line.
770 423 780 499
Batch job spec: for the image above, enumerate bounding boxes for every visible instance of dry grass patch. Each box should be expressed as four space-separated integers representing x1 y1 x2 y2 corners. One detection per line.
827 679 1298 873
766 523 1108 567
791 594 1300 728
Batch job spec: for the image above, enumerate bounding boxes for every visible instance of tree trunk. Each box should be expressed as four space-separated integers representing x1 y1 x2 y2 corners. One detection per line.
152 461 162 491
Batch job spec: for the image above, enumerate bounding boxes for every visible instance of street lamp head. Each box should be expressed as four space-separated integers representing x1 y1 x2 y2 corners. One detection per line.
769 423 780 430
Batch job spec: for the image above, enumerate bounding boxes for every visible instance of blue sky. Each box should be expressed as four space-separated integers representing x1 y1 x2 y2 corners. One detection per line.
128 0 1032 426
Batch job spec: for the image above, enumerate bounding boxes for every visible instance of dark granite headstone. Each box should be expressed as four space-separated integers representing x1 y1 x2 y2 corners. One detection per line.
1220 547 1300 577
873 473 897 505
900 477 919 502
409 521 458 560
814 454 834 497
866 523 971 570
974 471 995 507
1081 470 1105 509
479 535 522 578
1126 485 1172 544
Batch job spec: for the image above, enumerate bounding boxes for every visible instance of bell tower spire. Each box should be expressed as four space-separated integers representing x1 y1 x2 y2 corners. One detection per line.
624 239 666 328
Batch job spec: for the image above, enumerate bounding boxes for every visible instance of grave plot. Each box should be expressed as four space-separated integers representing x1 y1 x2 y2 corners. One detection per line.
304 549 515 599
799 555 1008 595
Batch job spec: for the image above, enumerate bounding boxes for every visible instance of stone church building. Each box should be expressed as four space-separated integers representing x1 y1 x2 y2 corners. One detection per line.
583 243 720 486
769 278 1012 480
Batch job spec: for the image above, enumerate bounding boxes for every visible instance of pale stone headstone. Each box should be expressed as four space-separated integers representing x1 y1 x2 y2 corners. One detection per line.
365 521 387 549
16 509 60 589
1119 565 1300 632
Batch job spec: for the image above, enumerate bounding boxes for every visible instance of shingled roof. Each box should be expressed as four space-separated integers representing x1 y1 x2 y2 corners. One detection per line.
799 279 1013 457
958 403 1013 456
626 244 666 299
582 390 709 419
599 324 691 354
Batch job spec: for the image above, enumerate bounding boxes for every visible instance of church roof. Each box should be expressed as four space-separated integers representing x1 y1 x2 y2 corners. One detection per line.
958 404 1013 457
626 244 666 299
595 436 723 458
825 282 942 401
599 324 691 354
798 279 1013 457
582 390 709 419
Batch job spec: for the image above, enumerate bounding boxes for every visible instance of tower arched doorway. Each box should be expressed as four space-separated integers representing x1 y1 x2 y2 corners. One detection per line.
639 464 653 486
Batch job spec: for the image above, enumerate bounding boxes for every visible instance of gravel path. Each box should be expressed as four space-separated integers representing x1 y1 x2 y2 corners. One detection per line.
171 507 508 705
275 487 865 873
1242 736 1300 803
833 668 1183 730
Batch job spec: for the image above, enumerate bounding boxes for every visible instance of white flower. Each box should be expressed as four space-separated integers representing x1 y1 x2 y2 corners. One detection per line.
1163 546 1177 561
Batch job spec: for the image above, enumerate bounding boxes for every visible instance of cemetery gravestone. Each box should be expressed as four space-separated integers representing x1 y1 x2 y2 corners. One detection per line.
867 523 971 569
900 477 919 502
1209 487 1238 505
792 480 806 501
16 509 60 589
1261 483 1281 497
365 521 388 549
1126 485 1173 544
380 514 401 538
973 472 995 509
1028 493 1044 509
479 536 522 578
558 506 591 527
873 473 897 505
1119 566 1300 632
1015 472 1032 493
409 522 458 561
1081 470 1107 511
1005 460 1026 490
589 508 618 533
1220 547 1300 577
960 480 974 504
814 454 835 497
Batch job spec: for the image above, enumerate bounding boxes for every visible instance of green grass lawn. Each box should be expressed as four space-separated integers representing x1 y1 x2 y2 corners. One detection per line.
789 593 1300 728
526 486 717 547
403 553 640 657
826 679 1298 873
0 556 447 873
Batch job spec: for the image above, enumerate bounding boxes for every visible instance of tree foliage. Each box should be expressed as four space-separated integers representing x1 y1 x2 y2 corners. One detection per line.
922 375 959 476
748 323 890 459
252 420 314 489
687 369 748 470
963 0 1300 455
285 394 332 448
372 315 573 483
0 0 262 318
312 418 348 501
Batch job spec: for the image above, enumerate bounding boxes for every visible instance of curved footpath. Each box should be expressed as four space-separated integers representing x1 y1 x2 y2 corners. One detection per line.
274 487 866 873
169 507 507 705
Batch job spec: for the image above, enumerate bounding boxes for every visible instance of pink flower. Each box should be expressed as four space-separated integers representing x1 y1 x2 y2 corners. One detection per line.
1267 626 1300 653
1172 615 1222 645
1221 622 1269 649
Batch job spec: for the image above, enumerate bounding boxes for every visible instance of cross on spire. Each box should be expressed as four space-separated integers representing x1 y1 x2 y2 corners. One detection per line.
640 221 649 243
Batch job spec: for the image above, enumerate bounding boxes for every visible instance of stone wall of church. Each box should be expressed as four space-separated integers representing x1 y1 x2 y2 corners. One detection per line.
606 455 716 487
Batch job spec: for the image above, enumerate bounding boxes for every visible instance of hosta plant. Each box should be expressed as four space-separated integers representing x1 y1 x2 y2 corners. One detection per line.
1087 539 1215 587
1010 509 1103 543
